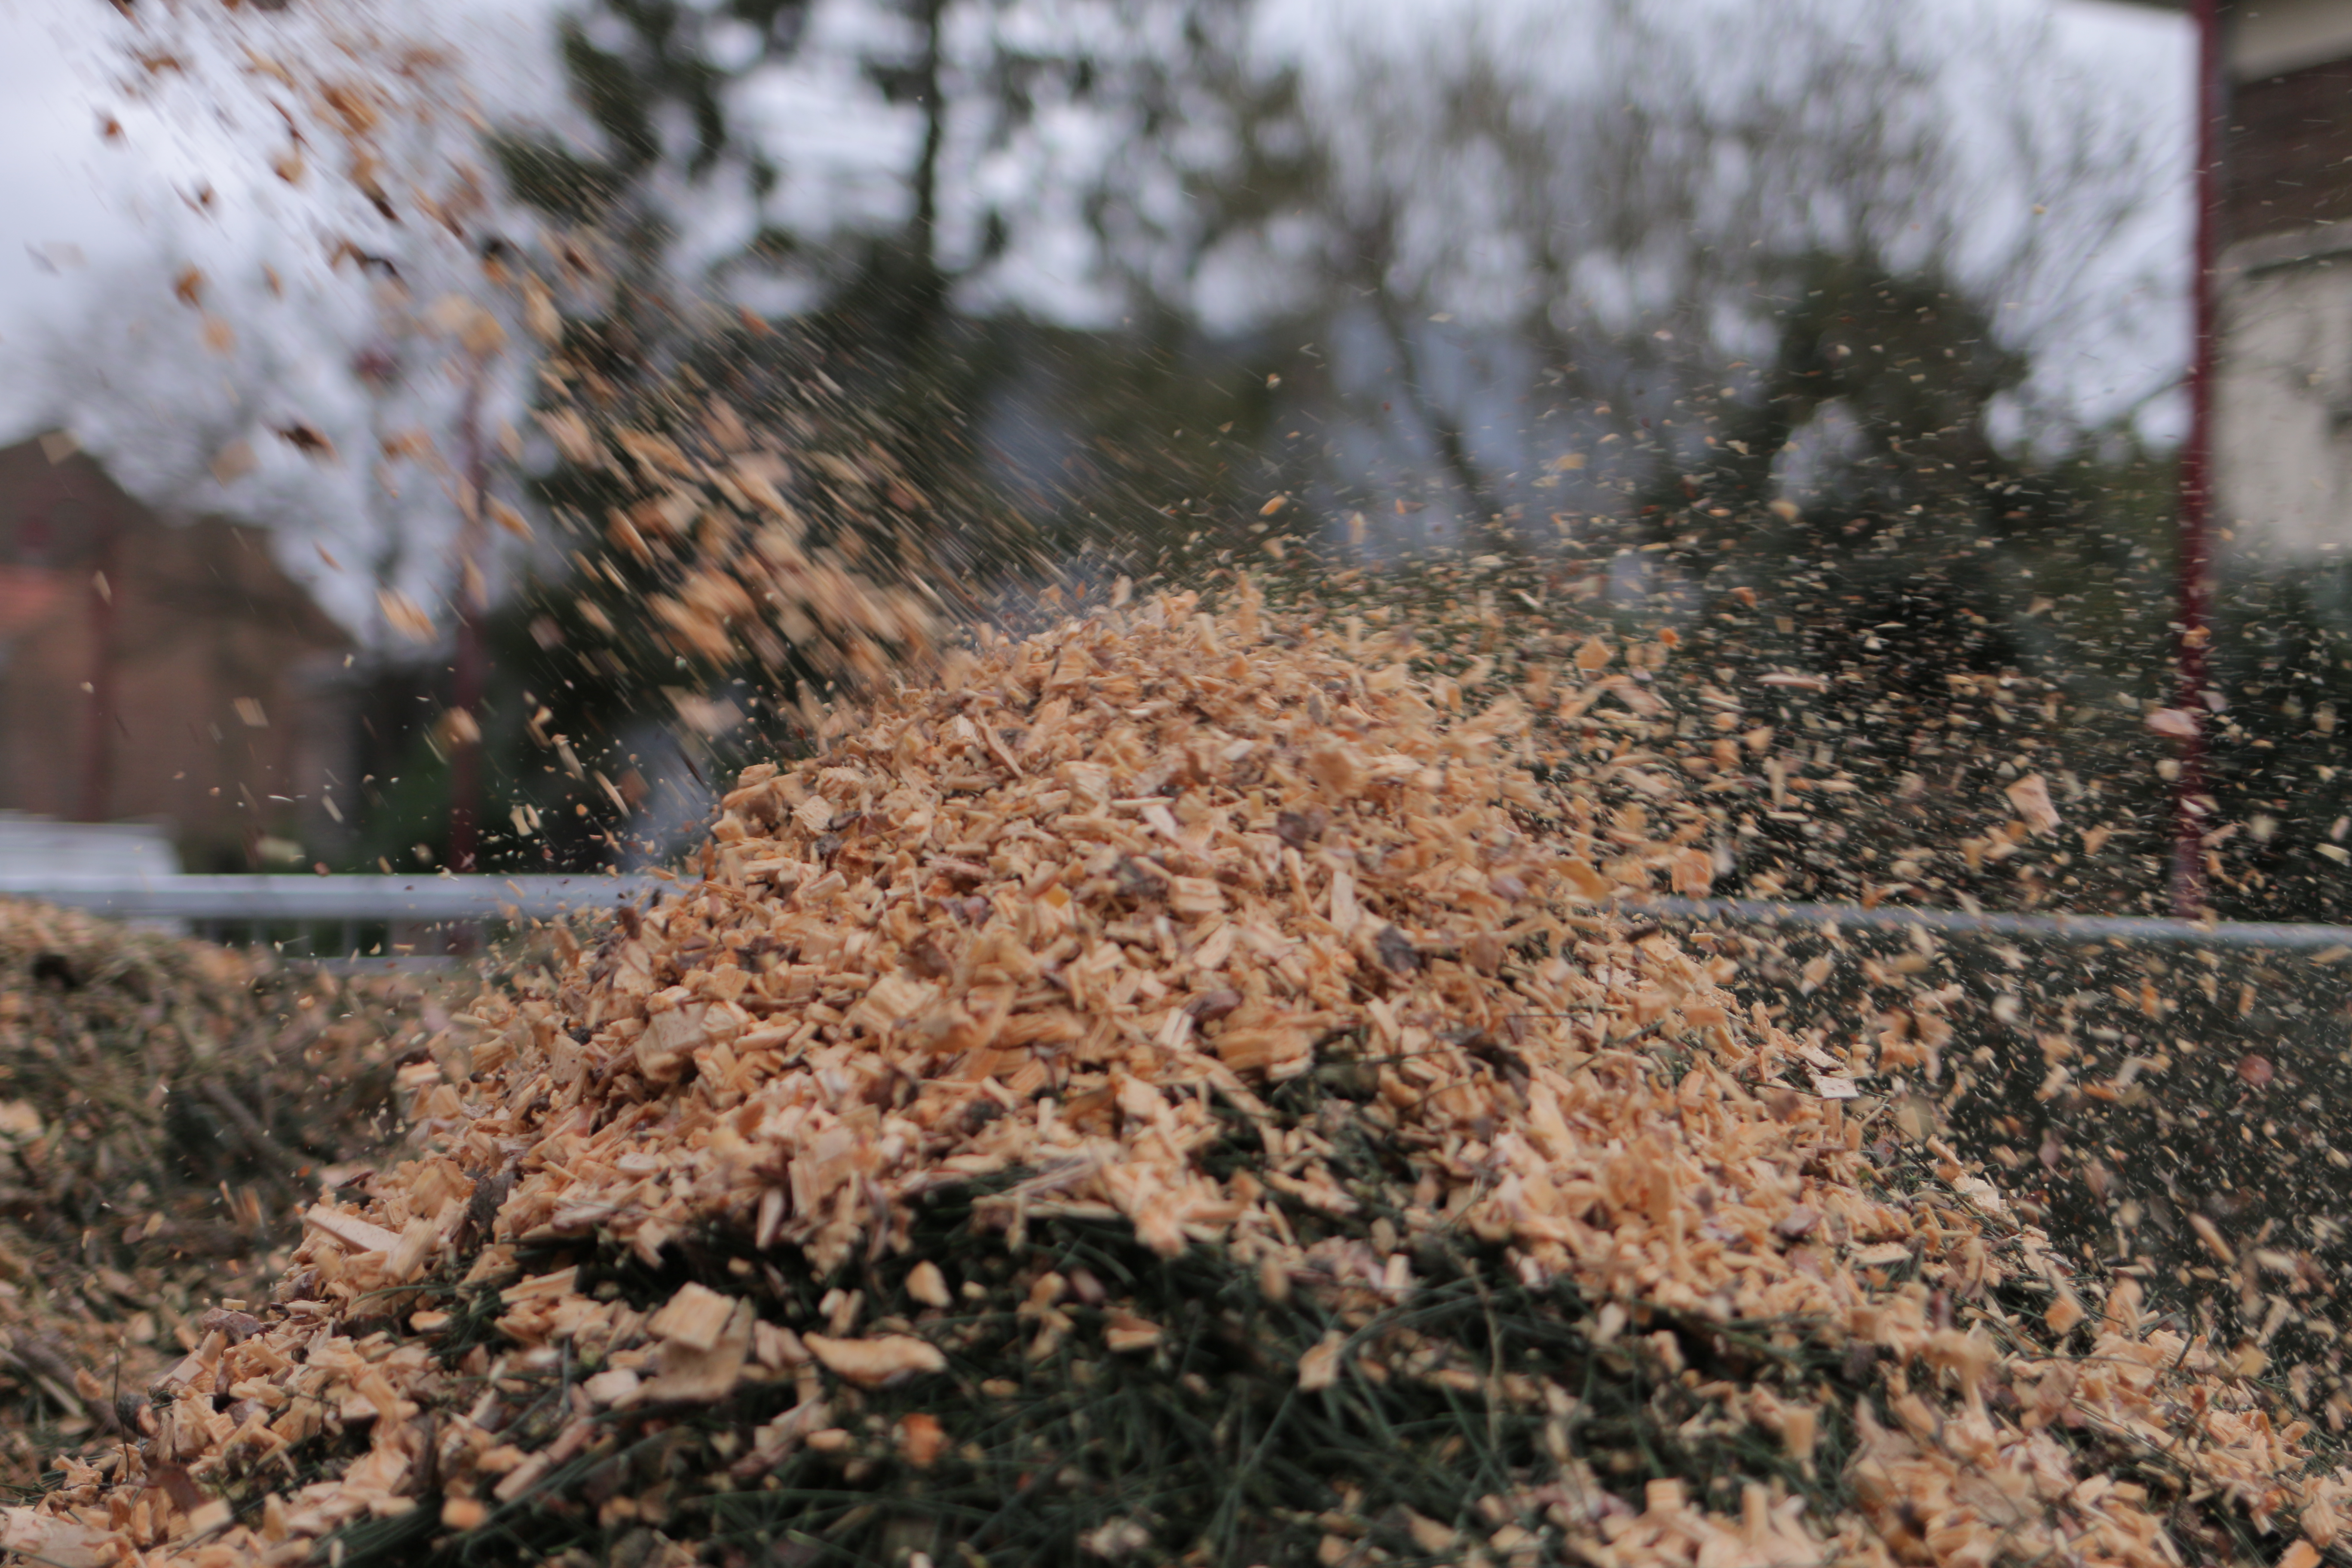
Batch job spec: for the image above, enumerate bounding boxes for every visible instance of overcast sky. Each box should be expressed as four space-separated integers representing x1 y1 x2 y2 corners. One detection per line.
0 0 566 434
0 0 2193 447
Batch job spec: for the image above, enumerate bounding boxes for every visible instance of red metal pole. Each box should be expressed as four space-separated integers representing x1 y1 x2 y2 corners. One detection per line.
2170 0 2224 918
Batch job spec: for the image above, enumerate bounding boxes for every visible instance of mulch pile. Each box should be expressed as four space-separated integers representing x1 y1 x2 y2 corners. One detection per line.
0 899 419 1491
5 593 2346 1568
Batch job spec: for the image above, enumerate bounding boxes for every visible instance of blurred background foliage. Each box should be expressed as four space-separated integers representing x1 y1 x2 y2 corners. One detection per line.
95 0 2348 924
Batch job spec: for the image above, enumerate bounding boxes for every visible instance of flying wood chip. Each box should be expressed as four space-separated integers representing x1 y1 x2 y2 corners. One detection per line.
210 439 256 485
273 423 337 459
377 588 435 643
2003 772 2061 836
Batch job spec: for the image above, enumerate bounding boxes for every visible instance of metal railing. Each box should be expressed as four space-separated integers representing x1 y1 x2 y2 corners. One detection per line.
0 873 667 968
12 874 2352 961
1628 893 2352 951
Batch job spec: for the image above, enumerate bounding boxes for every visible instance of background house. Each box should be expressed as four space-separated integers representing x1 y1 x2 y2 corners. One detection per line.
2214 1 2352 558
0 434 353 870
2131 0 2352 557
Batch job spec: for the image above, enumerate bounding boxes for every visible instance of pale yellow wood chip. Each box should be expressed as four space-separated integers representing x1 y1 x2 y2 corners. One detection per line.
802 1333 948 1388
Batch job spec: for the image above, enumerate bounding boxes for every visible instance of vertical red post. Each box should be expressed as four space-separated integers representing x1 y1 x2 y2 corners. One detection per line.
2170 0 2224 918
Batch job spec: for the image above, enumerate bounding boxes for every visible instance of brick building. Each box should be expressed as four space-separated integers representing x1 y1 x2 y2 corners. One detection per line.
0 433 353 870
2130 0 2352 556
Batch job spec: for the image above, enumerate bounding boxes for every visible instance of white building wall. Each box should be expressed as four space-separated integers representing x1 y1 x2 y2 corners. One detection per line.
2233 0 2352 76
2215 223 2352 560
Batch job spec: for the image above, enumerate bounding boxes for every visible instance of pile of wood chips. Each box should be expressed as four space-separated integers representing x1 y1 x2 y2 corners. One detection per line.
0 899 419 1488
8 591 2346 1568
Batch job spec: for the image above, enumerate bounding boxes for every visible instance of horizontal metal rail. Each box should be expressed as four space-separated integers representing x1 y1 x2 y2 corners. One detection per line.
0 873 668 922
1626 894 2352 952
8 876 2352 957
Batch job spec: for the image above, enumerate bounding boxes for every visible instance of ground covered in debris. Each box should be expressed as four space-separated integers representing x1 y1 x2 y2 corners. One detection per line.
4 592 2348 1568
0 900 423 1490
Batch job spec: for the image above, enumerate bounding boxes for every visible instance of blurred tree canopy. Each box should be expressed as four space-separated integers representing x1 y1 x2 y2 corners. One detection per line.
60 0 2352 927
337 0 2219 886
478 0 1291 752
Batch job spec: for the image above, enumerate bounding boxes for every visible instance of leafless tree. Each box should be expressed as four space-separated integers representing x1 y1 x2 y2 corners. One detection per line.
1142 0 2175 542
31 249 340 529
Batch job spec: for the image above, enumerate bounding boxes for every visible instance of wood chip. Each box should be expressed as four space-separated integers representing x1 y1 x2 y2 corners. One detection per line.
802 1334 948 1388
302 1204 403 1257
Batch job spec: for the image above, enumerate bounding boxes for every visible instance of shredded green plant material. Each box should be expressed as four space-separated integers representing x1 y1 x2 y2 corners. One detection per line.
0 897 420 1488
